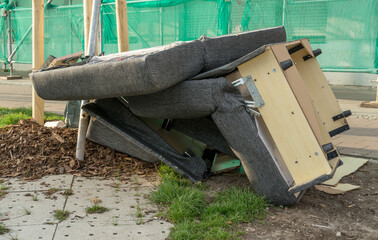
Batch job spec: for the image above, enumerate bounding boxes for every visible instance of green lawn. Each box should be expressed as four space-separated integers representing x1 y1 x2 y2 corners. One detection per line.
150 164 268 240
0 106 64 128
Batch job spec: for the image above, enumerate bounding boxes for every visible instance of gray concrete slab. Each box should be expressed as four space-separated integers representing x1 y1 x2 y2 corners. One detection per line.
3 175 74 192
54 221 172 240
0 224 56 240
0 192 65 226
67 176 158 224
0 175 172 240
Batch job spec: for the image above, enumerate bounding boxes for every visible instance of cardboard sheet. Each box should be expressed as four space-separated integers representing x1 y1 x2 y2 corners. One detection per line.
322 156 368 186
315 183 360 194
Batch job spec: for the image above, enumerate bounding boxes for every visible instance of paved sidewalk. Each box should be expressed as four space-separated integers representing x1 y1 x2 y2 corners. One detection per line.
0 175 172 240
336 99 378 159
333 117 378 159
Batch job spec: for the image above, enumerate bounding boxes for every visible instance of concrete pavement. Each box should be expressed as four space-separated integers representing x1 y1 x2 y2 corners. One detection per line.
0 175 172 240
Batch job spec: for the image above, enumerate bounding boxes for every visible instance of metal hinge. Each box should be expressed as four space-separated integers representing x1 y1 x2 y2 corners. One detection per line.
232 75 265 117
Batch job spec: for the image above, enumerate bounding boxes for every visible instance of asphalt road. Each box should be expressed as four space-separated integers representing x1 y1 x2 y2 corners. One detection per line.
0 83 66 114
331 85 376 101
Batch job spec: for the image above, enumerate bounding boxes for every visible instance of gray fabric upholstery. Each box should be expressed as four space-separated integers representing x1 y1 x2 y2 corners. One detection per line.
83 98 208 182
191 46 266 80
201 26 286 71
30 26 286 101
31 40 206 100
125 78 298 205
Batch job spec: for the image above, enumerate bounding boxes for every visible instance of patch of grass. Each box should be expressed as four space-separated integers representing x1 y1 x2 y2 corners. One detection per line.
32 195 38 201
9 235 18 240
0 107 64 128
86 205 109 214
135 201 144 225
136 203 143 218
203 187 268 223
112 216 119 226
53 210 70 221
63 189 73 196
22 206 31 215
0 184 9 191
150 164 268 240
47 188 60 195
0 224 10 235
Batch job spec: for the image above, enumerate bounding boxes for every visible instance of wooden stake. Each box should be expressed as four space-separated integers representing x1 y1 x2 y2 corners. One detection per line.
83 0 93 54
32 0 44 125
115 0 129 52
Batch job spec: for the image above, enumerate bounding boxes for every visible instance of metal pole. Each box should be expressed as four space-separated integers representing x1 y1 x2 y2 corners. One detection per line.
75 0 101 160
98 7 103 54
8 25 32 63
282 0 286 26
7 10 13 76
87 0 101 56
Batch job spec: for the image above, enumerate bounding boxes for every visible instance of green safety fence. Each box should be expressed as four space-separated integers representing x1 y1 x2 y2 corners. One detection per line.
0 0 376 73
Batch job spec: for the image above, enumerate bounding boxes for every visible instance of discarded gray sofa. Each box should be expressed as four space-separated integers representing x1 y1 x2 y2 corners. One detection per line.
31 26 303 205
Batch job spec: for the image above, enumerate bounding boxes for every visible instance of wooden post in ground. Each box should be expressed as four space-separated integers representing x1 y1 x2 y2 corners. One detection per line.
32 0 44 125
83 0 93 54
115 0 129 52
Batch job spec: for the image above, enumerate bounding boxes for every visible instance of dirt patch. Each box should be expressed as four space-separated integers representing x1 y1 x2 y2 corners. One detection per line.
0 120 157 181
206 163 377 240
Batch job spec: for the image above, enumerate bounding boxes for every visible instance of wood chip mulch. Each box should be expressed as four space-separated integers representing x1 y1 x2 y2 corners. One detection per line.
0 119 157 180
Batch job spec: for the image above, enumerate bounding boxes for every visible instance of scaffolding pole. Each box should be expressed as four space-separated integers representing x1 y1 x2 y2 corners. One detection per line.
75 0 102 160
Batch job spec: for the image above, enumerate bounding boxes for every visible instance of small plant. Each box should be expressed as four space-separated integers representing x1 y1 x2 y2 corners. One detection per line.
0 224 10 235
9 234 18 240
0 184 9 191
136 202 143 225
136 203 143 218
47 188 60 195
134 176 140 192
53 210 70 221
0 184 9 198
112 216 119 226
63 189 73 196
86 205 109 214
22 206 31 215
32 195 38 201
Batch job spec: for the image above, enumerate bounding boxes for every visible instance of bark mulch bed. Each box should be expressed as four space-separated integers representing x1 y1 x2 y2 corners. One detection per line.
0 120 157 180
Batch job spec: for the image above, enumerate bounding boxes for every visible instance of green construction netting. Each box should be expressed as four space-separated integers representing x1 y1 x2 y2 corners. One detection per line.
0 0 376 73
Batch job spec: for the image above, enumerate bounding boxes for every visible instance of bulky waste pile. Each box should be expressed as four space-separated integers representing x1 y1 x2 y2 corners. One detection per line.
0 120 156 181
30 26 351 205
